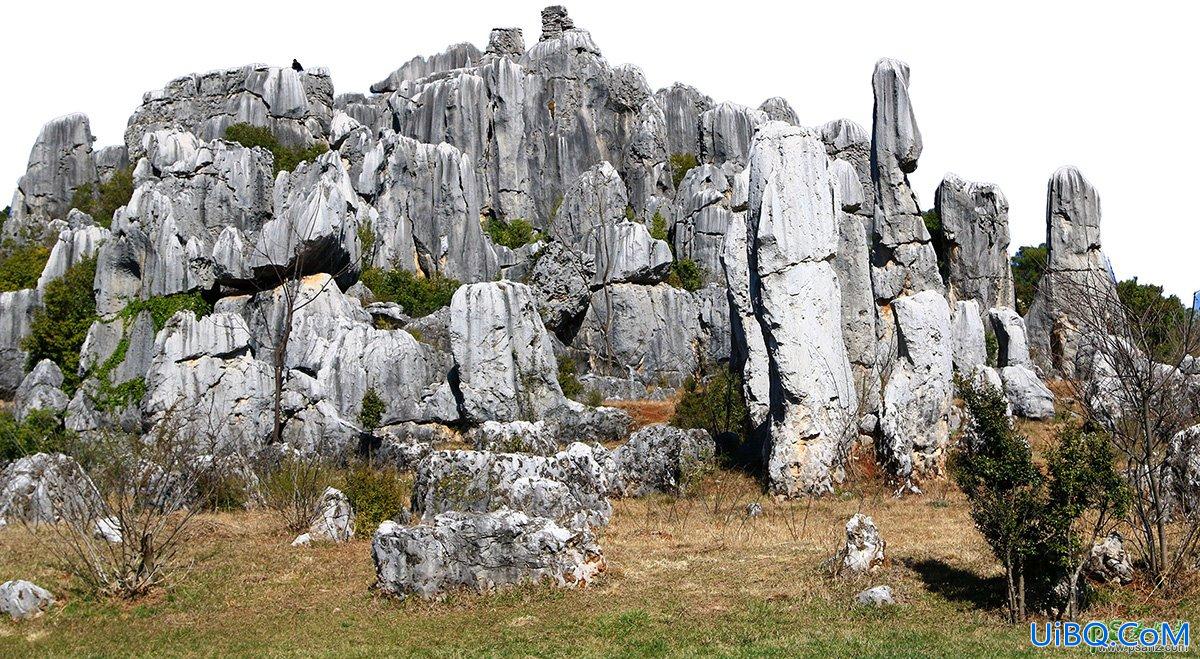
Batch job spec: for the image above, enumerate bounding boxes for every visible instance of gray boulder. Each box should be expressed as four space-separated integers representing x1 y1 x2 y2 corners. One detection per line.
36 216 110 292
935 173 1015 310
988 306 1032 368
1000 365 1055 419
411 443 613 528
1086 531 1134 585
610 424 714 497
950 299 987 372
0 580 55 621
528 242 595 335
14 360 69 421
673 164 736 281
0 289 40 397
1168 424 1200 510
854 585 896 607
747 123 856 497
309 486 355 543
0 453 101 526
449 281 567 423
371 509 605 599
836 513 886 574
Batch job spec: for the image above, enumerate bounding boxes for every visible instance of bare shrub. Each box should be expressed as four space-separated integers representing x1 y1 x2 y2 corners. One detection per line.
255 450 332 533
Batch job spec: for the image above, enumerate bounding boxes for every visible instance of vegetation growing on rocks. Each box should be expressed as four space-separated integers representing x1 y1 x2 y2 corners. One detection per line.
1010 244 1047 315
484 217 541 249
69 166 133 228
0 243 50 292
360 268 461 318
669 152 698 190
223 123 328 176
0 409 74 463
22 256 97 394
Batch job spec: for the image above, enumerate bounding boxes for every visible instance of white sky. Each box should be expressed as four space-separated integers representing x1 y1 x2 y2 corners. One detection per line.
2 0 1196 301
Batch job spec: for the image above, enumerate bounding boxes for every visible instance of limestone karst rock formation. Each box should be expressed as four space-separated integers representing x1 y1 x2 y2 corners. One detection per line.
0 5 1086 510
745 122 856 497
935 173 1015 310
1024 166 1118 376
5 113 97 244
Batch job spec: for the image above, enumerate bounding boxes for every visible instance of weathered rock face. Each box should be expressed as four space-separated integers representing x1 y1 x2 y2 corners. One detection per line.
1086 532 1134 585
467 420 559 456
352 132 498 282
610 424 714 497
988 306 1032 368
880 290 954 481
0 289 42 397
371 43 483 94
836 514 886 574
142 311 274 450
746 122 856 497
571 283 702 387
94 131 275 317
655 83 713 158
1167 424 1200 510
0 580 55 621
1024 167 1118 376
870 59 942 336
950 300 987 373
372 509 605 599
0 453 101 525
411 443 613 528
1000 365 1055 419
699 103 768 174
673 164 736 281
528 242 595 337
14 360 69 421
124 65 334 159
935 173 1015 310
758 97 798 125
251 151 364 287
722 213 770 428
449 281 567 423
37 213 109 292
6 114 97 243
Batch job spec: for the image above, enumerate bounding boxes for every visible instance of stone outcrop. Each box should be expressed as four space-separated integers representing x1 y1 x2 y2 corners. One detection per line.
0 453 101 525
673 164 737 281
1000 365 1055 419
14 360 69 421
869 59 942 349
655 83 713 158
1024 167 1118 376
467 420 559 456
746 123 855 497
449 281 566 423
0 580 55 621
880 291 954 481
836 514 886 574
950 300 987 373
124 65 334 159
1086 532 1134 585
6 114 97 243
722 213 770 428
610 424 715 497
371 43 482 94
0 289 40 397
854 585 895 607
528 242 595 337
37 212 109 291
411 443 613 528
988 307 1032 368
372 509 605 599
935 173 1015 310
309 487 355 543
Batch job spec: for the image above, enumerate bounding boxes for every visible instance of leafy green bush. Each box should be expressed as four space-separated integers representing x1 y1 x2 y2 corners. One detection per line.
359 268 460 318
120 291 212 332
71 167 134 228
223 123 328 176
671 366 749 442
342 466 409 532
585 389 604 408
985 330 999 368
669 153 698 190
484 217 541 249
0 409 74 463
357 220 377 267
0 244 50 292
1011 244 1047 315
359 388 386 430
667 259 704 292
952 375 1129 620
23 256 97 394
649 211 668 242
557 356 583 401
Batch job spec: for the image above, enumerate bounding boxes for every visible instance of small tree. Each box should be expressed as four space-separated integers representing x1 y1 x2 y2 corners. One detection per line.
952 376 1045 622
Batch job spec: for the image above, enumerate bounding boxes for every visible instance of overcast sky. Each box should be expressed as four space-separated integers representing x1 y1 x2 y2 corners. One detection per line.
2 0 1196 300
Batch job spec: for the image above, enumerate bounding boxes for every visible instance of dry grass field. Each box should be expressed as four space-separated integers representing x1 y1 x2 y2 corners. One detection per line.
0 415 1195 657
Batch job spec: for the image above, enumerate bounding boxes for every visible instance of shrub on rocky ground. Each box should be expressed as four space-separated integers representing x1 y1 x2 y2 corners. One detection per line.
0 244 50 292
22 257 96 394
360 268 460 318
223 123 327 175
342 465 409 533
69 166 133 228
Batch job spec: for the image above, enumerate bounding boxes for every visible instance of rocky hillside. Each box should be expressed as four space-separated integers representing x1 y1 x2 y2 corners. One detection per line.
0 5 1112 497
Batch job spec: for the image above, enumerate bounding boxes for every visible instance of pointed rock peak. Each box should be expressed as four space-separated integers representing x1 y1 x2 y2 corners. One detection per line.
540 5 574 41
871 57 922 172
758 97 798 125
